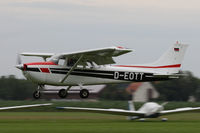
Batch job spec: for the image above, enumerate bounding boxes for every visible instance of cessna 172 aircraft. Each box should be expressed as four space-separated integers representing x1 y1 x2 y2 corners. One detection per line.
57 101 200 121
16 42 188 99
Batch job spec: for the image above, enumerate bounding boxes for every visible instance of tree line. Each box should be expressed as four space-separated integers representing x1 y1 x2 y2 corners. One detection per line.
0 71 200 101
99 71 200 101
0 75 37 100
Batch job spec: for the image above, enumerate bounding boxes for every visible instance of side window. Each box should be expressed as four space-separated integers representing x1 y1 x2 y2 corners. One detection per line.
58 59 65 66
67 58 77 66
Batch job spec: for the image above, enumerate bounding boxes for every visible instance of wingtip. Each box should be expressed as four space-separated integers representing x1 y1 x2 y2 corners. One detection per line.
116 46 132 51
43 103 53 106
35 103 53 106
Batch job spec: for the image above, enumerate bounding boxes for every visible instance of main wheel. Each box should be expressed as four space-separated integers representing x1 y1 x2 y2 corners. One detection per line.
58 89 68 98
161 118 168 122
80 89 89 98
33 91 41 99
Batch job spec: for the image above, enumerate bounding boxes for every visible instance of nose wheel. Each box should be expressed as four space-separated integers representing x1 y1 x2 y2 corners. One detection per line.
33 90 41 99
33 85 43 99
80 89 89 98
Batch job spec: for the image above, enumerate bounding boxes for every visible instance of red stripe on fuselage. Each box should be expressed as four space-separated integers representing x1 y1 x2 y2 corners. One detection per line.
114 64 181 68
40 68 50 73
25 62 57 66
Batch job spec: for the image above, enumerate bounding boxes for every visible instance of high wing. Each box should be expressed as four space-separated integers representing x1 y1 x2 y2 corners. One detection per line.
21 52 54 61
21 52 54 58
55 46 132 65
0 103 52 110
57 106 145 117
160 107 200 116
21 46 132 65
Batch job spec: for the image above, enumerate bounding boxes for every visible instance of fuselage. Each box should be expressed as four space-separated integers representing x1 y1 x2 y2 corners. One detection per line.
138 102 163 118
21 61 174 86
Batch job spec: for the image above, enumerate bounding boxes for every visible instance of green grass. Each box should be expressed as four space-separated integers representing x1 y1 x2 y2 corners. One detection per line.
0 112 199 133
0 101 200 133
1 100 200 112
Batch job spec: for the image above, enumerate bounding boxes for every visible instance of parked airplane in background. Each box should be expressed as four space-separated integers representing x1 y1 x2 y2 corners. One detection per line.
16 42 188 99
0 103 52 111
57 101 200 121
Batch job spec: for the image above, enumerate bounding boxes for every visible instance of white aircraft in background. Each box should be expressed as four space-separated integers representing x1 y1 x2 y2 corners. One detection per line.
0 103 52 111
16 42 188 99
57 101 200 121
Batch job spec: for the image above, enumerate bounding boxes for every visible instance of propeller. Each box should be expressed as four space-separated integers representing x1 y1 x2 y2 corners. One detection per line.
16 54 22 65
15 54 24 70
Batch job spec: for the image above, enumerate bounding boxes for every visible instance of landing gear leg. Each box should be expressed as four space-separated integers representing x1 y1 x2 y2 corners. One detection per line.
33 85 43 99
58 86 72 98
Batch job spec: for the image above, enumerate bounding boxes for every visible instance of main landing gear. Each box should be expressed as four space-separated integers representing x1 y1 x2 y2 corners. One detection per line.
58 89 68 98
33 85 90 99
57 86 90 99
58 86 72 98
79 89 89 98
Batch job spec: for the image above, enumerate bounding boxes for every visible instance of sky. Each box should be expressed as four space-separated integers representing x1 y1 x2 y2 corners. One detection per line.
0 0 200 78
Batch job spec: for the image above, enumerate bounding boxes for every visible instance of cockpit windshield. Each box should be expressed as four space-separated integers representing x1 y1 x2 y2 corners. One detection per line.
49 54 78 67
48 54 61 64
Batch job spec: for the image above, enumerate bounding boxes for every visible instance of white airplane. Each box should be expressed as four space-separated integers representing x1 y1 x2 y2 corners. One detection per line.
0 103 52 111
57 101 200 121
16 42 188 99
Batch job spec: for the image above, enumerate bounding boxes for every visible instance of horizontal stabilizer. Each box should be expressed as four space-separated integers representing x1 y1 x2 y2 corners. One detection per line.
21 52 54 58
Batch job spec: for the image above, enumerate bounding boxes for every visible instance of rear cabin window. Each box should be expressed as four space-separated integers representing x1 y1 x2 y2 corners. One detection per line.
58 59 66 66
67 58 78 66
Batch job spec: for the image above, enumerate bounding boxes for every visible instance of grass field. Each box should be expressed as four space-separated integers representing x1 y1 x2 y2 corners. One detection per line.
1 100 200 111
0 101 200 133
0 112 199 133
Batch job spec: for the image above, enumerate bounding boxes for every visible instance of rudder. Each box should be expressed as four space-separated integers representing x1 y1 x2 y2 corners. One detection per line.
150 42 188 74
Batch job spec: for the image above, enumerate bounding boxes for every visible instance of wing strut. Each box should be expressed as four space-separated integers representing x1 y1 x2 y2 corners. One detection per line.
60 55 84 83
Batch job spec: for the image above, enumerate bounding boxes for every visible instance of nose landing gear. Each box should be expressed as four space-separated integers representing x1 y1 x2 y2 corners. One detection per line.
33 91 41 99
33 85 43 99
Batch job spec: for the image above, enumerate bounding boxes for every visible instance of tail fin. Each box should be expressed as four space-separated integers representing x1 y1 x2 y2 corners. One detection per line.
149 42 188 74
128 101 135 111
127 101 139 120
